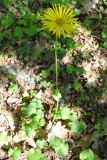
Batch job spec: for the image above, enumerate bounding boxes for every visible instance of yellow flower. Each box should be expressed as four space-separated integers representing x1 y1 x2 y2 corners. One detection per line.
42 5 78 38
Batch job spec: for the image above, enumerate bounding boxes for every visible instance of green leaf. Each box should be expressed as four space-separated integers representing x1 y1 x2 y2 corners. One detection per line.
3 0 11 6
22 123 31 133
52 107 62 119
32 49 42 58
52 90 62 101
103 41 107 48
75 41 82 47
0 133 11 147
23 110 45 131
8 83 18 92
29 115 45 129
40 80 51 89
66 64 75 74
49 136 69 156
0 53 3 60
30 90 37 97
40 70 49 78
21 105 33 117
2 15 14 28
102 116 107 128
29 13 39 23
17 19 28 26
74 8 81 15
64 37 75 49
103 0 107 5
61 107 71 120
79 149 96 160
0 33 4 42
8 148 21 160
36 139 46 149
75 66 85 74
69 113 78 122
83 52 92 60
14 27 23 38
72 82 81 90
92 130 102 138
102 31 107 38
23 25 42 36
84 19 93 28
21 100 43 117
23 25 37 36
68 120 87 133
28 149 48 160
48 0 66 5
22 91 30 99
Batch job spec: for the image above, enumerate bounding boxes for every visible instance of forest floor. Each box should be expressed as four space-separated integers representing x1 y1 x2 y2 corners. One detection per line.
0 0 107 160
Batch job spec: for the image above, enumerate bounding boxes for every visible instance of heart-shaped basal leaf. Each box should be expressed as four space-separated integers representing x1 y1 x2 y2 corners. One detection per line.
23 25 42 36
52 90 62 101
66 64 75 74
21 100 43 117
68 120 87 133
29 115 45 129
69 113 79 122
64 37 75 49
28 149 48 160
36 139 46 149
8 148 21 160
75 66 85 74
23 25 37 36
52 107 62 119
79 149 96 160
49 136 69 156
72 82 81 90
40 70 49 78
103 41 107 48
21 103 38 117
23 114 45 132
61 107 71 120
14 26 23 39
2 15 14 28
0 133 11 147
102 31 107 38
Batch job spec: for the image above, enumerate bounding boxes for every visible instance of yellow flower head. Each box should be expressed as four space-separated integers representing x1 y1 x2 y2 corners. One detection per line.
42 5 79 38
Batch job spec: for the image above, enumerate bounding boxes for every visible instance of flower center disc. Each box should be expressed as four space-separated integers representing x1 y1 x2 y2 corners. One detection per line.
56 18 65 26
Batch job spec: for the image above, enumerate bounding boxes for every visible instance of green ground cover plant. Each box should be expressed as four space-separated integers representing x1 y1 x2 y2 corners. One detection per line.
0 0 107 159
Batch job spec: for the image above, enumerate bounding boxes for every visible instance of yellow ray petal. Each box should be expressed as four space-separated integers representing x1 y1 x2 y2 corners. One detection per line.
41 5 79 38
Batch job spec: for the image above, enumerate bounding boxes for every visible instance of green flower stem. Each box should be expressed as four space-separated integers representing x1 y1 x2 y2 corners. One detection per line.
55 38 58 92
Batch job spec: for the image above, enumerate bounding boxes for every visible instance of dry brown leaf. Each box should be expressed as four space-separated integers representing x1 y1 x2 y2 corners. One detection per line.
47 121 69 139
5 111 15 130
26 137 37 149
82 0 99 11
7 97 22 104
0 149 8 160
78 134 94 148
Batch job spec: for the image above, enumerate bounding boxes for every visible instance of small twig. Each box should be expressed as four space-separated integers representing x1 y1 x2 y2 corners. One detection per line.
0 108 11 129
92 35 105 42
